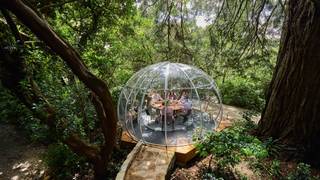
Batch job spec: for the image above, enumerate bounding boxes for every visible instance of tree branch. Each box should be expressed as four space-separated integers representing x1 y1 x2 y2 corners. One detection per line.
1 0 118 177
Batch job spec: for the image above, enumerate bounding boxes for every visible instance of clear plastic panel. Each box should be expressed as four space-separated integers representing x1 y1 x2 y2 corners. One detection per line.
165 65 202 146
138 66 167 145
197 88 222 132
174 63 213 88
122 87 141 140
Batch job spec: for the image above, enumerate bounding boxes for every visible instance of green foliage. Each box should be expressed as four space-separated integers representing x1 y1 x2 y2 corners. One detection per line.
0 85 50 142
195 120 267 169
242 110 259 129
195 120 320 180
199 166 225 180
287 163 313 180
270 160 281 178
0 87 26 123
250 159 282 178
43 143 87 179
219 77 266 111
105 147 133 180
263 137 283 157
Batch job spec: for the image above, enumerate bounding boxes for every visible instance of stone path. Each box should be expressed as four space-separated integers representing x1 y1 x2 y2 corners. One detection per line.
117 141 175 180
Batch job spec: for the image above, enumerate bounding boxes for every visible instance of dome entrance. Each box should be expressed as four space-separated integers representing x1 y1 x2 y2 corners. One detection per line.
117 62 222 146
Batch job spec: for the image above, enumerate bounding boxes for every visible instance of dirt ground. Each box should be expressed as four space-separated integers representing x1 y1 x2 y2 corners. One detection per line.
0 123 46 180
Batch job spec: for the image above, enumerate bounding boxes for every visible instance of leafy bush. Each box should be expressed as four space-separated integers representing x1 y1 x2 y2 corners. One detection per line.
242 110 259 129
0 86 50 142
270 160 281 177
195 120 268 169
43 143 87 179
105 147 133 180
219 77 266 111
0 87 24 123
199 166 225 180
263 137 283 157
287 163 314 180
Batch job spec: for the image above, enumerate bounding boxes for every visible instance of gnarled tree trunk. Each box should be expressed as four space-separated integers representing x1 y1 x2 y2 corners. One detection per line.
257 0 320 164
0 0 118 179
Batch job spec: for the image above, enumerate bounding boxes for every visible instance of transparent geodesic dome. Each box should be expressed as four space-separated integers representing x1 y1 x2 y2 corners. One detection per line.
117 62 222 146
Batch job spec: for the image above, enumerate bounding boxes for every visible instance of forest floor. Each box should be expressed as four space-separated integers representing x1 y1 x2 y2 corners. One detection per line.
0 123 46 180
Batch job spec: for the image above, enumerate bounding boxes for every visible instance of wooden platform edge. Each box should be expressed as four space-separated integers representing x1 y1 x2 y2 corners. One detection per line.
116 141 143 180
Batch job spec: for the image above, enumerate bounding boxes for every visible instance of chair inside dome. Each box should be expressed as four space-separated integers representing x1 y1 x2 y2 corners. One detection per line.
118 62 222 146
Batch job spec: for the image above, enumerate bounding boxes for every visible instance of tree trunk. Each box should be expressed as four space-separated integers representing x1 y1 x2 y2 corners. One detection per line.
257 0 320 164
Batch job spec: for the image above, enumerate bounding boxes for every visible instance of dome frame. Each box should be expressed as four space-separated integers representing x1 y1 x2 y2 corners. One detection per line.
117 62 223 146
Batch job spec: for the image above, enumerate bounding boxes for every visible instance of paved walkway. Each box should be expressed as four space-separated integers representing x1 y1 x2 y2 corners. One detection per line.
116 141 175 180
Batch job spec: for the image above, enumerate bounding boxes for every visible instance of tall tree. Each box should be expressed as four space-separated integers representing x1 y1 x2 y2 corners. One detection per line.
257 0 320 164
0 0 118 179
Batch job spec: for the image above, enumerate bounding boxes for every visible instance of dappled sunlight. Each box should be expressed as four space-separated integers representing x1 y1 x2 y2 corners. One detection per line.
12 161 31 171
11 175 19 180
0 124 46 179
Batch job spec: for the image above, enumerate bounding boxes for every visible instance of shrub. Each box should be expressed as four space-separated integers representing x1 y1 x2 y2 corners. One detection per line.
105 147 132 179
263 137 283 158
43 143 87 179
195 120 268 169
0 86 50 142
219 78 265 111
287 163 313 180
270 160 281 178
199 166 225 180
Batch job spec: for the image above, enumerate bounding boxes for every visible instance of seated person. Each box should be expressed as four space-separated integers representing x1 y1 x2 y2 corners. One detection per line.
160 102 175 129
127 108 138 124
144 94 152 115
151 91 163 103
179 90 189 101
167 91 177 100
180 97 192 122
150 92 163 122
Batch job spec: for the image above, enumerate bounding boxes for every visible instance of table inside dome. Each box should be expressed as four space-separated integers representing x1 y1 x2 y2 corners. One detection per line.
150 100 184 110
127 107 217 146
